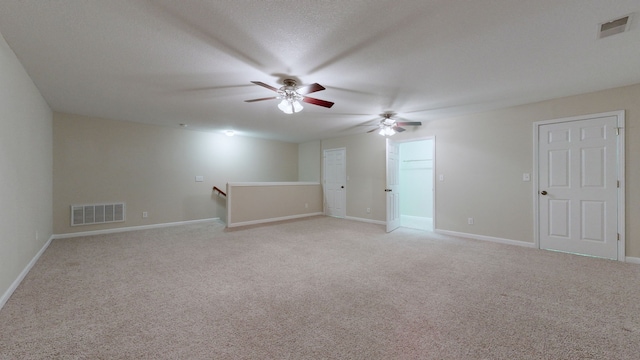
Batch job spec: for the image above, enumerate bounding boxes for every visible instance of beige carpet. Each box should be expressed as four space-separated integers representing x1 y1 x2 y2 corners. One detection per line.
1 216 639 359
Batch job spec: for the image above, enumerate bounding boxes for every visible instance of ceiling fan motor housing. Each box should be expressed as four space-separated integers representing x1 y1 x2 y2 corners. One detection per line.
282 79 297 88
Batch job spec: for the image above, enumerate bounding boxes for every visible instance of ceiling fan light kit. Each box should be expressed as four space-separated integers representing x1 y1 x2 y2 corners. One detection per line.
277 99 303 114
379 126 396 136
276 79 304 114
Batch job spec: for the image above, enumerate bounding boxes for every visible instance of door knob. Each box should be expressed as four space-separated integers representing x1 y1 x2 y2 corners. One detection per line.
385 189 392 192
540 190 547 195
341 186 344 188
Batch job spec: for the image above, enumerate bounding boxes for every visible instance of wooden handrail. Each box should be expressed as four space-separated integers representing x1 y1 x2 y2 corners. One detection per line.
212 186 226 197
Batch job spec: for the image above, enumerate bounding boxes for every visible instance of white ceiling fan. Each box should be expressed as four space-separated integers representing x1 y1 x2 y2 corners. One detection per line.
244 79 334 114
366 112 422 136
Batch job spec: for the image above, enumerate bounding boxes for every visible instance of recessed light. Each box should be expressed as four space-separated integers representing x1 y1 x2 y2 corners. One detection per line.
225 130 235 137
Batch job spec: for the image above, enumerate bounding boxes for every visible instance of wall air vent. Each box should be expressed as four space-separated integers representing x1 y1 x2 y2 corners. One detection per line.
71 203 125 226
599 14 632 39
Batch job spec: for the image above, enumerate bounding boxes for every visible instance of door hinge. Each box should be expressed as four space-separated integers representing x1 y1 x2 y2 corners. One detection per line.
617 180 620 188
615 127 623 135
617 233 620 241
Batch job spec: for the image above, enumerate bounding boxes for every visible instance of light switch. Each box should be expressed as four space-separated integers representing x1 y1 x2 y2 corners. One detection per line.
522 173 530 182
439 174 444 182
195 176 204 182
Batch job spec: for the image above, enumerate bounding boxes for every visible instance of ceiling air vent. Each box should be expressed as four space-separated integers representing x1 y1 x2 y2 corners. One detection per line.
599 14 632 39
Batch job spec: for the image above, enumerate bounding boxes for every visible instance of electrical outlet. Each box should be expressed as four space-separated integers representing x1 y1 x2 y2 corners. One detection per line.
142 211 148 218
468 217 474 225
366 208 371 213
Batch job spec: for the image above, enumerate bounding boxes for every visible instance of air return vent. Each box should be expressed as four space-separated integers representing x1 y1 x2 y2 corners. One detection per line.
71 203 125 226
599 14 632 39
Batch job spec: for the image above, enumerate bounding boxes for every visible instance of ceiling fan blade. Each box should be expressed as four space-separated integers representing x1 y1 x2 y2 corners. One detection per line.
244 96 278 102
250 81 279 92
297 83 325 95
393 126 406 132
302 96 334 108
396 121 422 126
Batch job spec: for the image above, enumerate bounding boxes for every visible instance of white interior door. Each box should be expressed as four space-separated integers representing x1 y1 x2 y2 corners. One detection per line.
538 114 621 260
386 139 400 232
323 148 346 218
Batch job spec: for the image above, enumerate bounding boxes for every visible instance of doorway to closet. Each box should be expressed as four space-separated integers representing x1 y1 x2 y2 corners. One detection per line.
398 138 434 231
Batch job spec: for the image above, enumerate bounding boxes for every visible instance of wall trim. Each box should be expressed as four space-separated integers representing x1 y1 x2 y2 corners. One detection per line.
344 216 386 226
54 218 220 239
226 212 323 228
625 256 640 264
0 235 55 311
435 229 536 248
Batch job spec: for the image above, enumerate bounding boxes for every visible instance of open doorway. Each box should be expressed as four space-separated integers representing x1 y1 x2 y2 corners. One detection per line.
398 138 434 231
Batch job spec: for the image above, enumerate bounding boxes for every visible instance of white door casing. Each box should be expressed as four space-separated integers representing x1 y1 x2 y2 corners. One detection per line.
535 111 625 260
386 139 401 232
323 148 346 218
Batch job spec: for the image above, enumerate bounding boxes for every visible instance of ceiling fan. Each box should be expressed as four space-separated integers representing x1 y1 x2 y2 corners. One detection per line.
367 113 422 136
245 79 334 114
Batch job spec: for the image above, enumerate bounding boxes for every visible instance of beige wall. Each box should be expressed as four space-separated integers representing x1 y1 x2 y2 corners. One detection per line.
227 183 323 226
314 83 640 258
53 113 299 234
0 32 53 304
298 140 321 182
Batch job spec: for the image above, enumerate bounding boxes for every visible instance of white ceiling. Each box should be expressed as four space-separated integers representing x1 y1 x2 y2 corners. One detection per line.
1 0 639 143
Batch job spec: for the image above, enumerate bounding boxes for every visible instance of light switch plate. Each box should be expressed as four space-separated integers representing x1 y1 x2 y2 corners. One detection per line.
195 176 204 182
522 173 530 182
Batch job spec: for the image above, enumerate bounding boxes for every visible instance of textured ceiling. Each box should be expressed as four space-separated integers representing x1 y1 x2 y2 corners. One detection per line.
1 0 639 142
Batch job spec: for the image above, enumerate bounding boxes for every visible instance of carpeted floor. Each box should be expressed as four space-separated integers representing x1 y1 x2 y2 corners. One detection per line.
1 216 639 359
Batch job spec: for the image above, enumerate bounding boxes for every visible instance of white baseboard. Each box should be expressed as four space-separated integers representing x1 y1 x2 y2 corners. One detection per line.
54 218 221 239
435 229 536 248
344 216 386 226
227 212 323 228
625 256 640 264
0 235 55 311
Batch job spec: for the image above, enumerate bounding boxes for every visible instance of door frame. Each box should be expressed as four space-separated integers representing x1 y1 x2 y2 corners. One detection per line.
533 110 625 261
322 147 347 218
386 138 401 232
390 136 437 231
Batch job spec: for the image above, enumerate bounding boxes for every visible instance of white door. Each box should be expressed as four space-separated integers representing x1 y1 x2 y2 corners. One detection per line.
538 114 621 260
323 148 346 218
386 139 401 232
